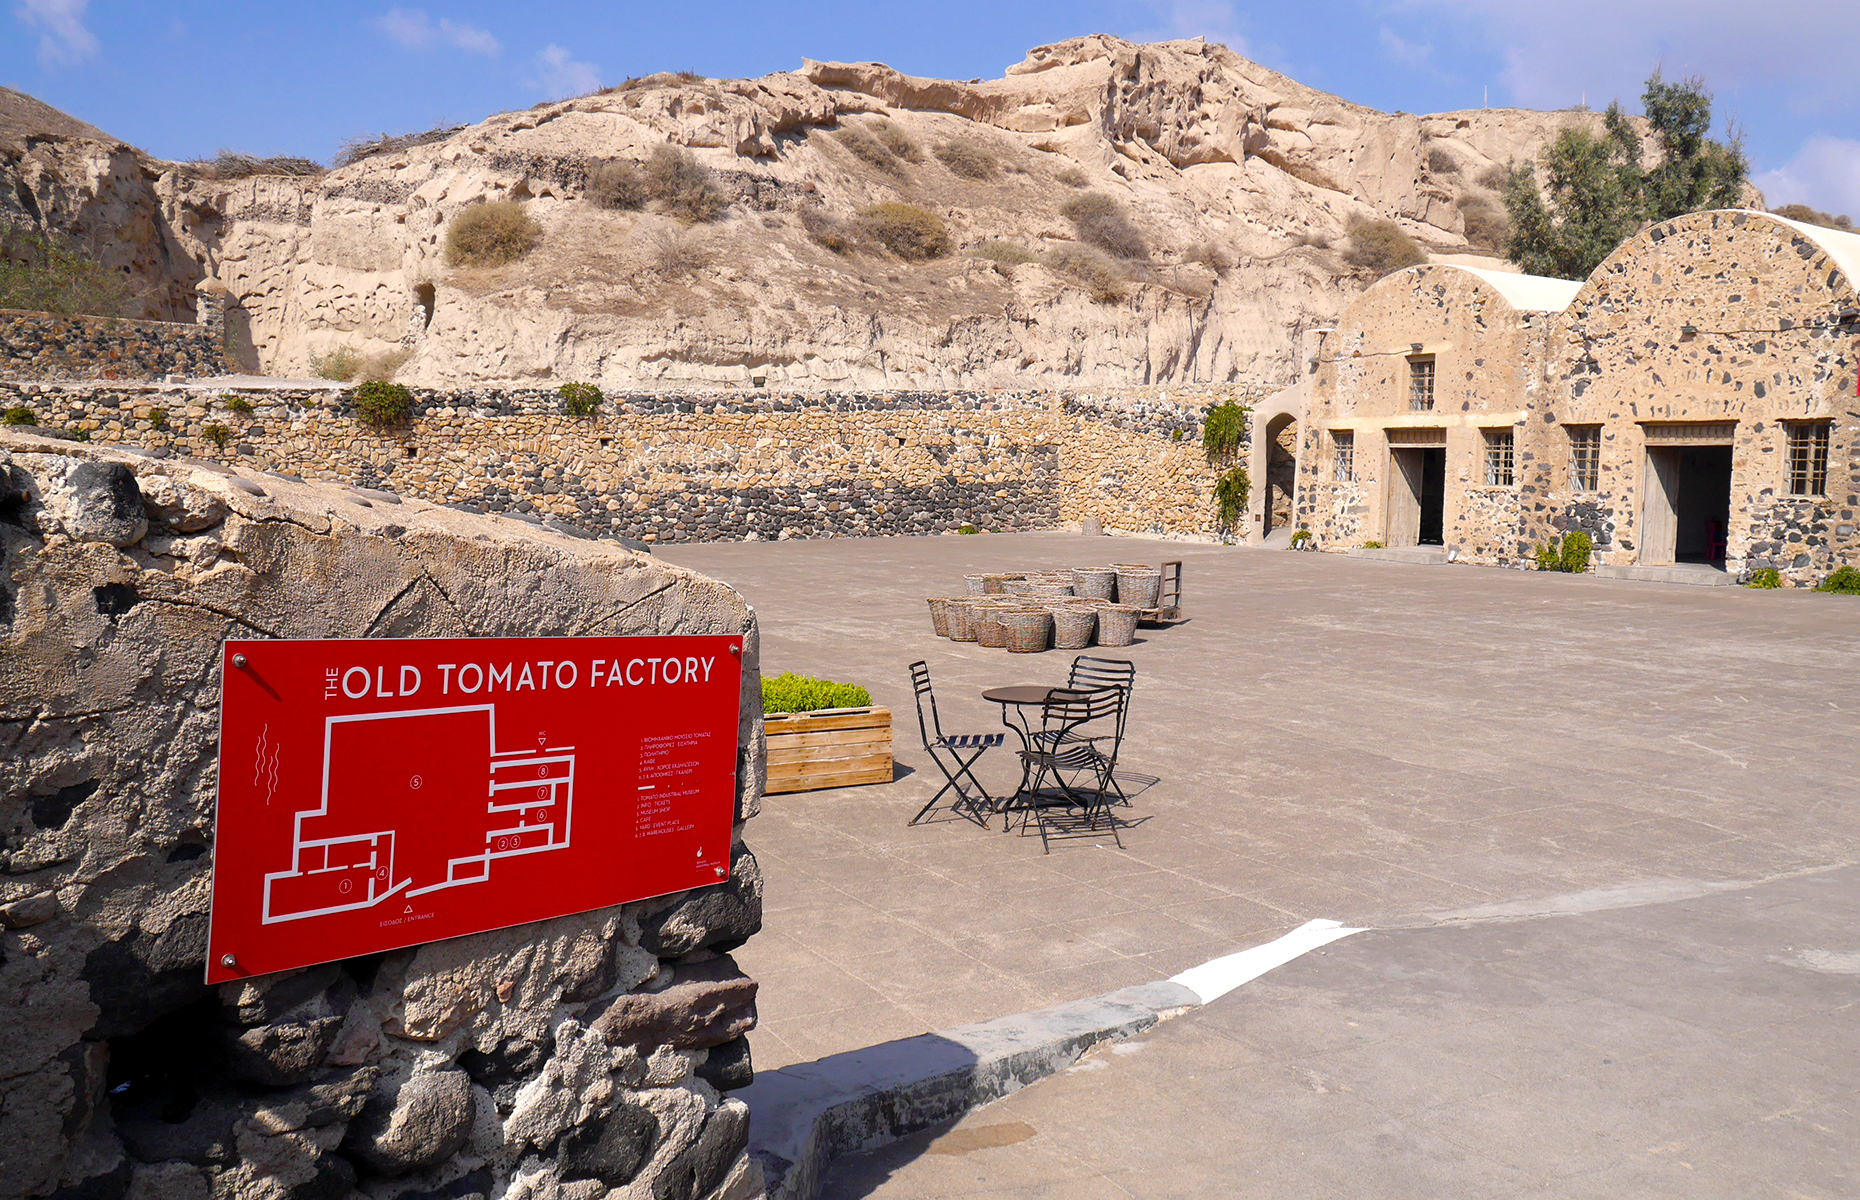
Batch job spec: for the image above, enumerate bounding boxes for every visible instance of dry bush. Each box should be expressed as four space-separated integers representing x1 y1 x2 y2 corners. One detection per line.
1183 242 1232 272
309 346 364 382
1476 164 1509 190
858 204 950 261
189 152 325 179
1774 203 1854 231
1426 146 1459 175
1054 165 1088 187
1343 218 1427 276
834 126 903 174
645 227 713 275
587 159 648 210
644 145 729 222
871 120 923 163
0 231 135 317
970 240 1040 266
1061 192 1147 261
358 346 412 382
934 140 998 181
1291 230 1334 250
336 125 464 168
799 206 857 254
1458 194 1509 249
444 200 543 267
1046 244 1128 303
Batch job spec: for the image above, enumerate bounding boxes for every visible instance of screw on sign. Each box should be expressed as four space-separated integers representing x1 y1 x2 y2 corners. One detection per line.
207 636 744 983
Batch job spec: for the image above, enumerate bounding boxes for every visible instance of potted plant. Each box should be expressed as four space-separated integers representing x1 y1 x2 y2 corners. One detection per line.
761 672 892 794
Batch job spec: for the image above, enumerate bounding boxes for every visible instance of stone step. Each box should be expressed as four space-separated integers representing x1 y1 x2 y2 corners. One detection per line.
1592 563 1738 586
1348 546 1450 566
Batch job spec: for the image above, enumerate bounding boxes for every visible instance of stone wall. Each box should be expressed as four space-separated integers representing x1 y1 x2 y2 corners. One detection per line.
0 384 1274 545
1 309 228 381
1 431 767 1200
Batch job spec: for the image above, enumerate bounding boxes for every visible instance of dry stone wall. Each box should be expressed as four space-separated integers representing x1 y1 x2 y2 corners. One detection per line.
0 385 1273 545
0 431 767 1200
1 310 227 381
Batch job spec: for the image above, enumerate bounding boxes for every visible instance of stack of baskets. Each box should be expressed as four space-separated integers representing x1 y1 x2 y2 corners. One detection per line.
926 561 1157 652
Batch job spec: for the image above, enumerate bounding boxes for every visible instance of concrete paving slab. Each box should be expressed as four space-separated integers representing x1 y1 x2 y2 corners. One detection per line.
818 868 1860 1199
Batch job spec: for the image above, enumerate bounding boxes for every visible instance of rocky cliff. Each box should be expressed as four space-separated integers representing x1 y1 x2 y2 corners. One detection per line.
4 36 1614 388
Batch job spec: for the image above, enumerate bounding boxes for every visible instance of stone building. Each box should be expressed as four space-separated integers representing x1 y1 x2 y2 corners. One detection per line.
1294 210 1860 584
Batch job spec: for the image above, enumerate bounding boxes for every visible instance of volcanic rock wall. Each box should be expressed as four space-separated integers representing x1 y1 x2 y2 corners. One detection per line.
0 309 227 380
0 385 1272 543
0 432 767 1200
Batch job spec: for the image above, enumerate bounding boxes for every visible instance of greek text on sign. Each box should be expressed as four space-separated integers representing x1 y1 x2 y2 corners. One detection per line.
206 636 744 984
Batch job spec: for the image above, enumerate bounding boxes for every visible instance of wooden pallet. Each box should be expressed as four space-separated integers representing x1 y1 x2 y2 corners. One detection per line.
1139 561 1186 624
763 705 893 794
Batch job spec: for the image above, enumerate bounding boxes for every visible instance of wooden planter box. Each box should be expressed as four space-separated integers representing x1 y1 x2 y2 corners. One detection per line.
763 705 893 794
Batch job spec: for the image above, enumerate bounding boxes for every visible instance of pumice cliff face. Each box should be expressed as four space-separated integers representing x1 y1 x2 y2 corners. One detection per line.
4 37 1610 389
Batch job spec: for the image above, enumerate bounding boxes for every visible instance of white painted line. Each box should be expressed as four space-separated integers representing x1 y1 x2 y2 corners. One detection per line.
1168 918 1366 1004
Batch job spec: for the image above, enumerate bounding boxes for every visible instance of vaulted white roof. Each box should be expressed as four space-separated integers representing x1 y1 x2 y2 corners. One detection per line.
1758 210 1860 299
1450 265 1583 313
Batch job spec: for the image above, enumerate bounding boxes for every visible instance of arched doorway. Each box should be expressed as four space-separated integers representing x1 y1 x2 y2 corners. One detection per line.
1263 414 1298 539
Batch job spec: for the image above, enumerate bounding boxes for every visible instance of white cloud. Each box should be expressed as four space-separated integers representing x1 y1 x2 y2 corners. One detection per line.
1754 136 1860 218
15 0 99 69
372 7 500 56
1377 26 1434 70
1123 1 1252 55
529 44 600 99
1396 0 1860 113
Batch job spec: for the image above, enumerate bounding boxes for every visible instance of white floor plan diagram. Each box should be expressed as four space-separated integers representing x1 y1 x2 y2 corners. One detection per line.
262 704 577 924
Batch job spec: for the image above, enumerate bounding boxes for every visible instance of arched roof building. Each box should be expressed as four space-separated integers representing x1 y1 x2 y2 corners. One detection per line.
1294 211 1859 584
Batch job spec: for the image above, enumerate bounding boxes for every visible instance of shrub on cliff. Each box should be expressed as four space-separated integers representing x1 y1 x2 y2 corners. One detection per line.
445 201 543 268
588 159 649 210
800 207 857 254
310 346 364 382
3 406 36 426
644 145 729 222
858 204 951 261
872 120 923 163
0 231 134 318
935 140 997 181
1061 192 1147 261
353 381 415 428
1343 218 1426 276
1045 244 1126 303
834 126 904 175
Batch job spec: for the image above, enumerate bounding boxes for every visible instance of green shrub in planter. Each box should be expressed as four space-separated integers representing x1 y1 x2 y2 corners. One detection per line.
762 672 872 714
1360 540 1384 549
1745 568 1782 589
1290 529 1313 548
1559 530 1592 573
354 381 414 428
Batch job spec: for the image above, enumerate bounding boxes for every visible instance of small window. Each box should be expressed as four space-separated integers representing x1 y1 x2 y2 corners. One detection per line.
1484 429 1514 487
1409 356 1435 411
1331 431 1354 482
1568 426 1600 491
1787 422 1830 496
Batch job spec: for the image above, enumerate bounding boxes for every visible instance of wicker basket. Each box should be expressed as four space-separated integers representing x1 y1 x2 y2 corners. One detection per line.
975 602 1011 648
1051 607 1097 650
1003 609 1053 654
926 597 952 638
1114 569 1161 610
1072 567 1117 600
1096 604 1141 647
946 598 980 641
981 573 1009 594
963 574 988 596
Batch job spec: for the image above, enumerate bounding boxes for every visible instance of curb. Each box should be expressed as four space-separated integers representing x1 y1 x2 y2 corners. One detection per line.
741 980 1199 1200
740 919 1366 1199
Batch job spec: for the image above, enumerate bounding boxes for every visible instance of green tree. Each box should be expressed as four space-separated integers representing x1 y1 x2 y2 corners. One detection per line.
1503 72 1748 279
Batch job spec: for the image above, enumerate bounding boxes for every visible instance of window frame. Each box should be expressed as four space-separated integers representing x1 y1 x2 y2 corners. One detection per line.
1567 425 1601 492
1483 428 1515 488
1408 355 1436 412
1331 430 1355 483
1785 421 1831 497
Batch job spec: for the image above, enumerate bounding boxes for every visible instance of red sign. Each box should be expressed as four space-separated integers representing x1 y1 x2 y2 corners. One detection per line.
205 636 743 984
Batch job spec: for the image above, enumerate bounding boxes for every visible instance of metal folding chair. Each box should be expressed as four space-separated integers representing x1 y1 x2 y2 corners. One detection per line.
1013 685 1129 852
1067 656 1135 796
907 661 1002 827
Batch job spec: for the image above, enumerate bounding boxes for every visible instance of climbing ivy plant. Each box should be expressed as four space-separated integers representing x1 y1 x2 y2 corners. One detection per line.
1202 400 1251 534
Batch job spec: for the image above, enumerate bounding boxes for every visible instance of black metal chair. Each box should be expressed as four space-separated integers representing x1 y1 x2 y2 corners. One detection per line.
1013 685 1129 852
1067 656 1135 797
907 661 1003 827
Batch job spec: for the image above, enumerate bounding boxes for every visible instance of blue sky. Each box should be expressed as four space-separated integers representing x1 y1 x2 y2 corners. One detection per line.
6 1 1857 215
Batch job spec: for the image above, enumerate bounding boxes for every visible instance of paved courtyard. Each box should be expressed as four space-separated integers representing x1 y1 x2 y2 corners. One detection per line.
664 533 1859 1070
